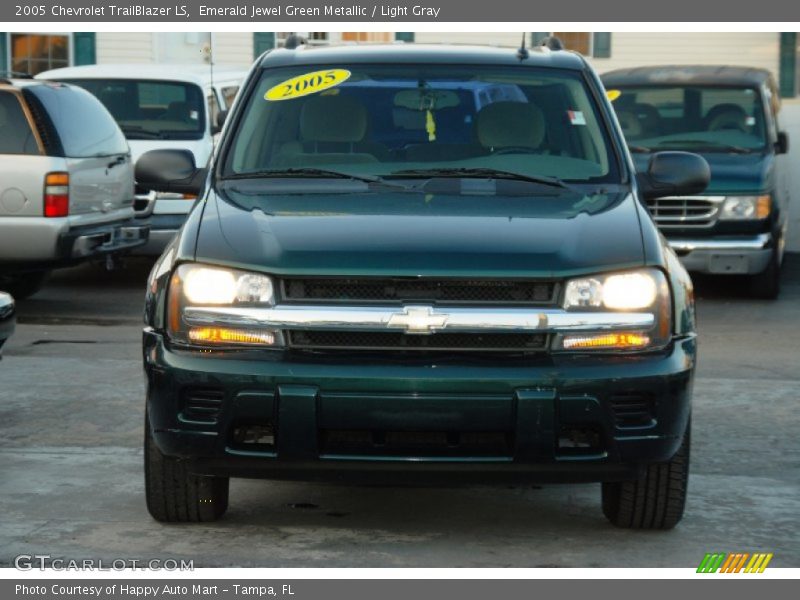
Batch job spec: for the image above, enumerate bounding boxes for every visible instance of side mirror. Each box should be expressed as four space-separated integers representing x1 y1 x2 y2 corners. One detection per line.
636 151 710 200
0 292 15 352
212 110 228 135
776 131 789 155
135 149 206 196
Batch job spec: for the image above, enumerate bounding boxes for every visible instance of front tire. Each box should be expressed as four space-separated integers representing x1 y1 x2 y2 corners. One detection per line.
0 271 50 299
601 422 690 530
144 412 229 522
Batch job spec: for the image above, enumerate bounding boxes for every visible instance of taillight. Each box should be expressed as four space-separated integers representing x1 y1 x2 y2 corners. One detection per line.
44 172 69 218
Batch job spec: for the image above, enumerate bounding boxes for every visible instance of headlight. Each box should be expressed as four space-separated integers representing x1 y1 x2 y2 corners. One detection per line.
719 195 771 220
167 264 283 348
564 270 658 311
183 267 275 305
559 268 671 352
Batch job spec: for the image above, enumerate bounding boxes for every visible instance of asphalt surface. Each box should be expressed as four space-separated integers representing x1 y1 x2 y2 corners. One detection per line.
1 256 799 568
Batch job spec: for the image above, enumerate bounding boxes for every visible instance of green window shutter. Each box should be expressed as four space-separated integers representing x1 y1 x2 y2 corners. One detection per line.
530 32 550 47
593 33 612 59
395 33 414 43
73 32 96 66
0 33 7 73
253 32 276 58
779 32 797 98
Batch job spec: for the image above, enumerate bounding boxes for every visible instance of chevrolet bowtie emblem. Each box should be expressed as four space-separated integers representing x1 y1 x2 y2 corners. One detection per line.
387 306 449 334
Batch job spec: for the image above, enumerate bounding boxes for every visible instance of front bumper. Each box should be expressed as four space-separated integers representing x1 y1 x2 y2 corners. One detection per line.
144 330 695 484
668 233 772 275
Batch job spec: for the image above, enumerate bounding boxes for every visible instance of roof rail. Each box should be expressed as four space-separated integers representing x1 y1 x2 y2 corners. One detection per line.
0 70 34 79
538 36 564 51
283 34 307 50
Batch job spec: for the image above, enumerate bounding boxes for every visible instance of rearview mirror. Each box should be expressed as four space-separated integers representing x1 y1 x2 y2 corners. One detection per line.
394 89 460 110
637 151 710 200
776 131 789 155
0 292 15 353
135 149 206 196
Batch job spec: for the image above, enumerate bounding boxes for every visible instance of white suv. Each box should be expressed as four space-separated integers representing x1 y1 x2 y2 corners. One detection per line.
0 77 148 298
38 64 248 256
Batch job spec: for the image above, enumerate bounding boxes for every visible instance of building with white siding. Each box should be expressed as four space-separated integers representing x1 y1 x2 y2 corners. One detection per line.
2 32 798 97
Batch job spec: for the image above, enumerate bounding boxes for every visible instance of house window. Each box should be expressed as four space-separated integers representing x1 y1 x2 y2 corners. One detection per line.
553 33 592 56
341 33 393 43
10 33 69 76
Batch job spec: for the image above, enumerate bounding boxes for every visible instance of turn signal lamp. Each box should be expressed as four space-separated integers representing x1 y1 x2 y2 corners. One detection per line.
188 327 277 346
562 332 651 350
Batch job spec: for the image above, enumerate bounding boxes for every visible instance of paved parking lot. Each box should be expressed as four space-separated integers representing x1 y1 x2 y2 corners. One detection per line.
1 256 799 568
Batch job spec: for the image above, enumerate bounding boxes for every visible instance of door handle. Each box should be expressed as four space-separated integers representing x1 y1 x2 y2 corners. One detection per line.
107 155 126 169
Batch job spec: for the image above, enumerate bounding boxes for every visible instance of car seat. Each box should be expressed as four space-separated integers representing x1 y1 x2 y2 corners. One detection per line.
704 103 749 132
615 110 643 139
275 95 380 167
475 101 546 152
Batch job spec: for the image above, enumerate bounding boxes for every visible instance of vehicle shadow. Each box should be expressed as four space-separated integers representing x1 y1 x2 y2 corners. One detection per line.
691 251 798 301
14 257 156 325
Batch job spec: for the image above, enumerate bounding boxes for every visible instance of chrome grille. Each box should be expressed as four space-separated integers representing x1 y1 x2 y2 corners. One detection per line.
646 196 724 228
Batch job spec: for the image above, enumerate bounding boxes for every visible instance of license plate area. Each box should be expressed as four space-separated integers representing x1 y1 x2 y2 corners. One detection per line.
709 254 749 274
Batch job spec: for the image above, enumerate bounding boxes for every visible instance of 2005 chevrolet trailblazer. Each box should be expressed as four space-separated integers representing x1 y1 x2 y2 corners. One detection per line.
138 41 709 528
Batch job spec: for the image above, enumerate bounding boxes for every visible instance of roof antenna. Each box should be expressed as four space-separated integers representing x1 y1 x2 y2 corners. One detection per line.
517 33 529 60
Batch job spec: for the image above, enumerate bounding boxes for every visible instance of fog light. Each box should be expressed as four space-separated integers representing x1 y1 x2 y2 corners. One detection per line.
188 327 277 346
562 332 650 350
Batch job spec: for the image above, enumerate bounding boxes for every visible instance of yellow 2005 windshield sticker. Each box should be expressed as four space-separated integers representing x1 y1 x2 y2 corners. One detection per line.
606 89 622 102
265 69 351 101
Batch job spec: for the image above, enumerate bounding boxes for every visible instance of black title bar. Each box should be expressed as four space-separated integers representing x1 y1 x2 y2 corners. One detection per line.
4 0 800 22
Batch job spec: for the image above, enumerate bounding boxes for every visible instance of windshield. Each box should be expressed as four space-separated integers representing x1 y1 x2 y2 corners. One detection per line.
608 85 768 152
61 78 205 141
223 64 620 183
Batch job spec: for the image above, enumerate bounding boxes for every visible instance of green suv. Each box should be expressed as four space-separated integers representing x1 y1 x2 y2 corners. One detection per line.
137 42 709 528
602 66 790 298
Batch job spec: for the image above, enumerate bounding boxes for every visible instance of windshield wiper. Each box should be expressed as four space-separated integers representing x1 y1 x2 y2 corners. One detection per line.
223 167 412 190
655 140 753 154
387 167 571 189
119 125 163 140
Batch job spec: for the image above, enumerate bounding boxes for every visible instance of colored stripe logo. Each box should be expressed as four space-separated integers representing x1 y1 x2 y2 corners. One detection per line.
697 553 773 573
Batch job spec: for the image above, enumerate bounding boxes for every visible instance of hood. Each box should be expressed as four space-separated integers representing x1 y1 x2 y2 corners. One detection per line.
193 186 645 279
127 139 212 166
632 151 774 194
